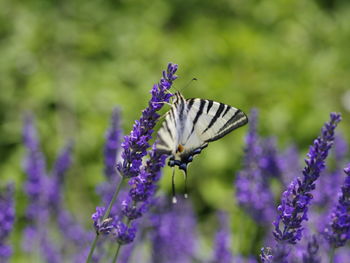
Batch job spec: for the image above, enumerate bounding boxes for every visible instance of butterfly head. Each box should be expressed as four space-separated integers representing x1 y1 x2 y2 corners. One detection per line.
172 91 185 105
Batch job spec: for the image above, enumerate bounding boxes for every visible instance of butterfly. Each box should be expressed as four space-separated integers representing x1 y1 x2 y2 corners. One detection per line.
156 91 248 203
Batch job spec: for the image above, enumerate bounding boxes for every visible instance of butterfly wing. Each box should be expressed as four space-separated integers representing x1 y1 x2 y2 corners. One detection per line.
156 108 178 155
183 98 248 145
156 94 248 165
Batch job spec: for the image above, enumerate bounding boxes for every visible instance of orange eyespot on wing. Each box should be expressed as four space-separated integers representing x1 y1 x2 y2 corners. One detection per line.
177 144 185 153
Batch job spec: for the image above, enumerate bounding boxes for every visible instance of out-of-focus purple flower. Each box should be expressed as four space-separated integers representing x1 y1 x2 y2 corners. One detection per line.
40 235 62 263
118 242 135 263
302 236 320 263
333 133 348 162
212 212 233 263
97 108 124 217
22 115 46 218
149 197 197 263
273 113 341 245
73 247 100 263
22 115 49 253
0 184 15 262
58 210 93 247
323 164 350 248
260 137 282 179
116 63 177 179
52 142 73 184
104 108 122 181
279 145 301 187
48 143 73 213
235 109 276 224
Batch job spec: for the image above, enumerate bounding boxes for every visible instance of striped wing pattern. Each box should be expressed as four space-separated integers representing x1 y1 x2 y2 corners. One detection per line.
185 98 248 144
156 92 248 162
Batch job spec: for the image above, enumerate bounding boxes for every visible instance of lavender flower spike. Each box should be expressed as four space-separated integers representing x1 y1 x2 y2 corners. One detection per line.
116 63 177 179
273 113 341 244
0 184 15 262
212 212 233 263
324 163 350 248
88 64 177 263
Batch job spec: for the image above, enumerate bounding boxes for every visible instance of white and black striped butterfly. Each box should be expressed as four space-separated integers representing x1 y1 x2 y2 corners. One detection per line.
156 91 248 203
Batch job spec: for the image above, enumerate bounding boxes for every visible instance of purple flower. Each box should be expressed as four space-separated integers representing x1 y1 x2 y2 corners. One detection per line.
149 197 197 263
323 163 350 248
104 108 122 180
212 212 233 263
22 115 48 253
57 210 93 247
273 113 341 245
48 143 73 213
116 63 177 179
235 109 276 224
302 236 320 263
22 115 93 262
87 64 177 263
113 221 137 245
260 245 289 263
92 207 115 235
260 137 282 179
40 235 62 263
0 184 15 262
278 145 301 187
112 64 177 244
118 242 135 263
333 133 348 163
96 108 125 217
22 115 46 215
260 247 273 263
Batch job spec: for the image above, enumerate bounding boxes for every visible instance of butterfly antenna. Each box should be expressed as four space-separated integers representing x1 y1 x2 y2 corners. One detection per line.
172 167 177 204
179 77 197 93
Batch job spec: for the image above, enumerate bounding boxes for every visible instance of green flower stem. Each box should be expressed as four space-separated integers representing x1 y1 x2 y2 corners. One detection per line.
329 246 335 263
112 242 122 263
86 176 126 263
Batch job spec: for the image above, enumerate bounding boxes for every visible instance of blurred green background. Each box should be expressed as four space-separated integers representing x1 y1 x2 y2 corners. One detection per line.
1 0 350 260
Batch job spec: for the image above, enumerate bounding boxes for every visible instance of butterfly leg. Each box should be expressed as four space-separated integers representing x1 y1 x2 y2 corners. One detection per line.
183 169 188 199
172 167 177 204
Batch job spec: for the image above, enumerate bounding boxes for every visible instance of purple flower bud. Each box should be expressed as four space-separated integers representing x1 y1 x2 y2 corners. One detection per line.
323 163 350 248
0 184 15 262
113 221 137 245
92 207 115 235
